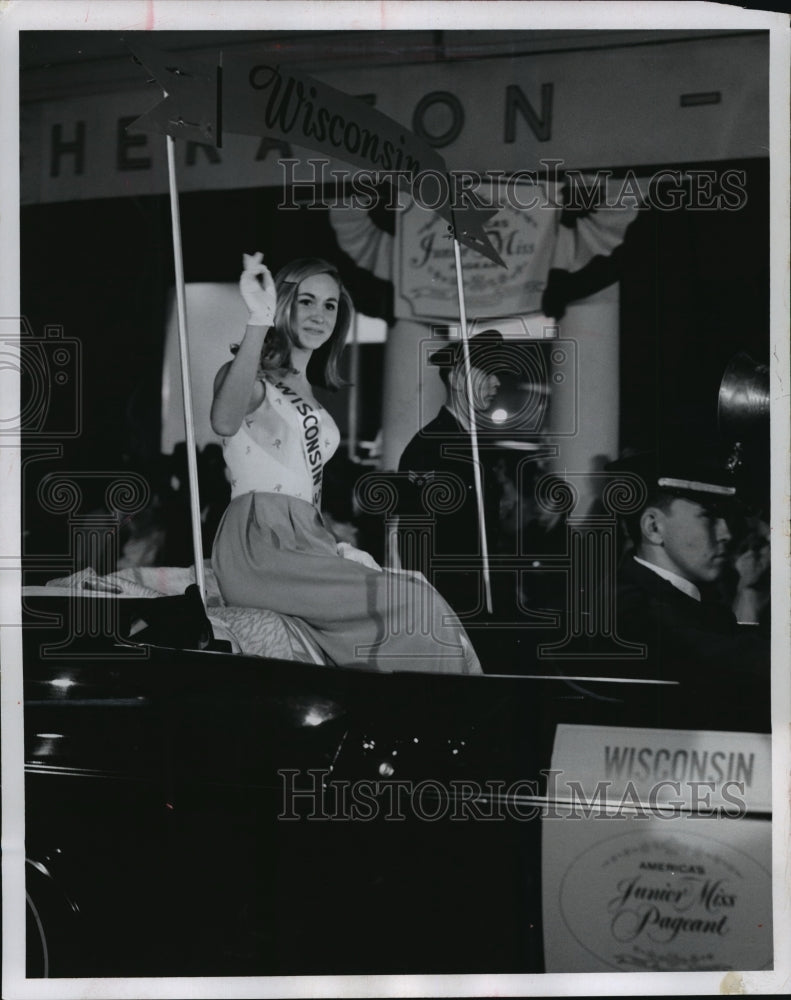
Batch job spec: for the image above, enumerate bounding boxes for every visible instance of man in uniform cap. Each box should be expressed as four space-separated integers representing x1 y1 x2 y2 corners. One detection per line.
397 330 510 625
606 446 769 698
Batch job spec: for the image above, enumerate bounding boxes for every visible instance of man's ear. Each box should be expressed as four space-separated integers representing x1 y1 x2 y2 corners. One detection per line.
640 506 665 546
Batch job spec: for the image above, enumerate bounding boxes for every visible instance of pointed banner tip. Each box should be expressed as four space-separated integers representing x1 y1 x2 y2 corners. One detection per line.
472 241 507 269
452 190 507 267
125 37 219 147
452 227 507 268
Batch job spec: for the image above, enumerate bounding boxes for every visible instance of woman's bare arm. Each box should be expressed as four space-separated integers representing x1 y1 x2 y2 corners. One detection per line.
210 252 276 436
211 327 268 435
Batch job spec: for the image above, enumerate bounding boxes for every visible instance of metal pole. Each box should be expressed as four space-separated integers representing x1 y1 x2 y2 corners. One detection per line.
347 312 360 461
166 134 207 605
452 238 493 614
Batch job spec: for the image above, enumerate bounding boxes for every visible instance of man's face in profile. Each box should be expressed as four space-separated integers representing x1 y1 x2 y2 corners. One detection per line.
451 363 500 412
658 497 732 585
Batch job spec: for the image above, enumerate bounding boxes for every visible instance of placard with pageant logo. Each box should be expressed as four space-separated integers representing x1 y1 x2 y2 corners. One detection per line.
542 814 772 972
542 725 772 972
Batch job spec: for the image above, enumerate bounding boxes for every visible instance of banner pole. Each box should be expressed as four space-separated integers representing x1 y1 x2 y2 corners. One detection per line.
452 237 493 614
347 312 360 462
165 134 207 605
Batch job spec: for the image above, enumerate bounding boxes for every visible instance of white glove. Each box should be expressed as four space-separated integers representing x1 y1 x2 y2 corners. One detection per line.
337 542 381 571
240 251 276 326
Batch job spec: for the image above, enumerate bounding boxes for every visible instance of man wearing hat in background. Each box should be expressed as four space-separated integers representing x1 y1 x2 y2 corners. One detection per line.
397 330 512 629
608 447 769 693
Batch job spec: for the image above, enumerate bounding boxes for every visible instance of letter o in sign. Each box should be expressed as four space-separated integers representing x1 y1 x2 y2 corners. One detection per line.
412 91 465 148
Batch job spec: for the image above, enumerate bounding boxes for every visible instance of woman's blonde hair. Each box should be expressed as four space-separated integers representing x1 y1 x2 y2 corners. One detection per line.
253 257 353 390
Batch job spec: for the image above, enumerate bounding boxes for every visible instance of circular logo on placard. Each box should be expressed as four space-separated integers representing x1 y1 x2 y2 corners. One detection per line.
558 827 772 972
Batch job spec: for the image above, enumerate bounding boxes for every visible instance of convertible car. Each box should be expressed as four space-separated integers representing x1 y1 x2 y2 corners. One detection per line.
21 580 771 978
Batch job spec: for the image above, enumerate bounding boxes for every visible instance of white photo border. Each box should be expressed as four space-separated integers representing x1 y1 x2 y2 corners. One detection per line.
2 2 789 997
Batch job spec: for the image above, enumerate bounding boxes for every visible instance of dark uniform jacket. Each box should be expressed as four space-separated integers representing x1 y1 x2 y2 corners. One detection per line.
397 406 502 617
614 556 769 683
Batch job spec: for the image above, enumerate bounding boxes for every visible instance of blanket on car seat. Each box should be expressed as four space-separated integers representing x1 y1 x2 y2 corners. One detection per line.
25 565 327 665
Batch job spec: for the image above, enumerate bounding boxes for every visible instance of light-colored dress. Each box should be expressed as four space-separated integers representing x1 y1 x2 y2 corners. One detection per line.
211 373 482 674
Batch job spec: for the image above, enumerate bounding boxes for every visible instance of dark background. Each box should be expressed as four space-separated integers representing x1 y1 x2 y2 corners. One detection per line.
20 159 769 550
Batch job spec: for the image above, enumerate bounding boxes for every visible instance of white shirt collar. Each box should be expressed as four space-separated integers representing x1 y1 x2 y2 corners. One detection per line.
633 556 701 602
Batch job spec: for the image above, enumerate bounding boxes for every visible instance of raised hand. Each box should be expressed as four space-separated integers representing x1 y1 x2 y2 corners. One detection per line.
240 251 276 326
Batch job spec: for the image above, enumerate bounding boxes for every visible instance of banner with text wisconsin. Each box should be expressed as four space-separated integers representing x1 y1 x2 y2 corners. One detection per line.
127 41 503 266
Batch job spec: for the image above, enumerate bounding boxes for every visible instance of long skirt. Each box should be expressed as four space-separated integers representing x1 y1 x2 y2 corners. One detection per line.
211 492 482 675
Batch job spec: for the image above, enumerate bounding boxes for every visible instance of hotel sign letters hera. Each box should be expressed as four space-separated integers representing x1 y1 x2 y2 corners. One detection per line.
46 83 553 180
25 34 766 205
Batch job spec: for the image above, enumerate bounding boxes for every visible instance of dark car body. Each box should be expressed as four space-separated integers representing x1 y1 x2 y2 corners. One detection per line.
21 594 770 977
